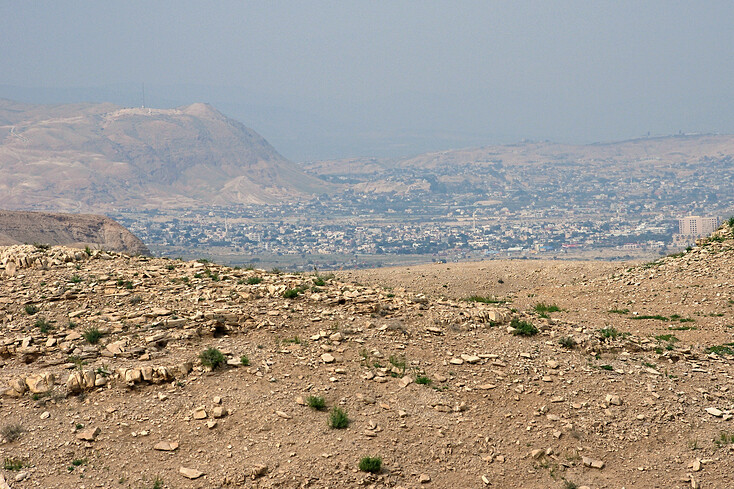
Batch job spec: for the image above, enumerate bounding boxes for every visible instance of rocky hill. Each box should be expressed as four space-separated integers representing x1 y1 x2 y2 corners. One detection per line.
0 99 329 212
0 210 149 256
0 223 733 488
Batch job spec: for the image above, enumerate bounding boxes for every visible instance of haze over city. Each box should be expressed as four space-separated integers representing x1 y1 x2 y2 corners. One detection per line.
3 1 734 160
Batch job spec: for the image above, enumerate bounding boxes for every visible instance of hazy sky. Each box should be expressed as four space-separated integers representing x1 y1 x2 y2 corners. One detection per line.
2 1 733 161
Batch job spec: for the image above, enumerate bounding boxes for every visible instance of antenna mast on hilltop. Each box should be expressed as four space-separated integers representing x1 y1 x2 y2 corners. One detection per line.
141 83 145 108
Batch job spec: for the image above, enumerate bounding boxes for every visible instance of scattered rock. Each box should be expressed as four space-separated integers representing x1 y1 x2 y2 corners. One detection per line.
153 441 179 451
179 467 204 479
76 427 101 441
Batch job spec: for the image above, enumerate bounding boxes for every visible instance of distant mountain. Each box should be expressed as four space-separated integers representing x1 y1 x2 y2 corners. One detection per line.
0 210 149 255
304 134 734 197
0 99 329 211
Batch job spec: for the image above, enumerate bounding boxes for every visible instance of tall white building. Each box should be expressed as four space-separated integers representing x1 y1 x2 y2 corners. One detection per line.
678 216 720 236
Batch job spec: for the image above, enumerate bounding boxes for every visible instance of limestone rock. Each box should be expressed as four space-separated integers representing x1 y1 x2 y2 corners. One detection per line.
76 426 101 441
25 372 55 393
154 441 179 451
179 467 204 479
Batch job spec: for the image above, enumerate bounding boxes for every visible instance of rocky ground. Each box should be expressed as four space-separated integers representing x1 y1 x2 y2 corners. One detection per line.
0 225 733 489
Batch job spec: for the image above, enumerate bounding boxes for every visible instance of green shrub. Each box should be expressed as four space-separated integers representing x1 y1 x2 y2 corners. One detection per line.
247 276 263 285
534 303 560 317
706 344 734 356
199 347 226 369
598 327 621 340
510 317 537 336
283 288 300 299
70 275 82 283
631 314 668 321
3 458 24 471
415 375 432 385
240 354 250 366
600 364 614 371
464 295 507 304
24 304 39 315
608 308 630 315
83 327 102 344
328 407 349 429
306 395 326 410
358 456 382 473
35 317 53 334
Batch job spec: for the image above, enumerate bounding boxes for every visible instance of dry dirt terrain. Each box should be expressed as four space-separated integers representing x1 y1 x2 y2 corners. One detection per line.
0 225 732 489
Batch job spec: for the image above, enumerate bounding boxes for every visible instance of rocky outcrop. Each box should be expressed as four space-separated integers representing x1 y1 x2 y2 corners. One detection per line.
0 210 149 255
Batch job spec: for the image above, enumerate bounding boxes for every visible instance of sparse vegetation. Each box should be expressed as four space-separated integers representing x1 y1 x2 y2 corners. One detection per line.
464 295 507 304
358 456 382 473
534 303 561 317
631 314 669 321
83 327 103 344
415 375 432 385
608 308 630 314
600 364 614 371
328 407 349 429
70 274 82 283
714 431 734 448
559 336 577 349
24 304 39 315
706 343 734 356
3 458 24 471
247 276 263 285
240 354 250 366
1 424 23 442
598 327 622 340
283 288 300 299
510 317 538 336
35 317 54 333
199 347 226 369
388 355 406 376
306 395 326 410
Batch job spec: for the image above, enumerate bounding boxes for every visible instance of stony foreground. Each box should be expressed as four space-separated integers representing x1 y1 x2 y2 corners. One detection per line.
0 227 733 488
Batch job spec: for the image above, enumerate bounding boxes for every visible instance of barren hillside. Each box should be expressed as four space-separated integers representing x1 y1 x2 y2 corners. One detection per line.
0 210 149 256
0 99 329 212
0 223 732 488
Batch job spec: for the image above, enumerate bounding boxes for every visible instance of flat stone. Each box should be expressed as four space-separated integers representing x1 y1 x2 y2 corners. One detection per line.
179 466 204 479
582 456 605 469
706 407 723 417
461 354 481 364
76 426 100 441
321 353 335 363
449 358 464 365
154 441 179 451
193 407 207 419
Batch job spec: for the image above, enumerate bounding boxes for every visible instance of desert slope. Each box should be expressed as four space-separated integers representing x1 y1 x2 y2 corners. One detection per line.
0 224 732 488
